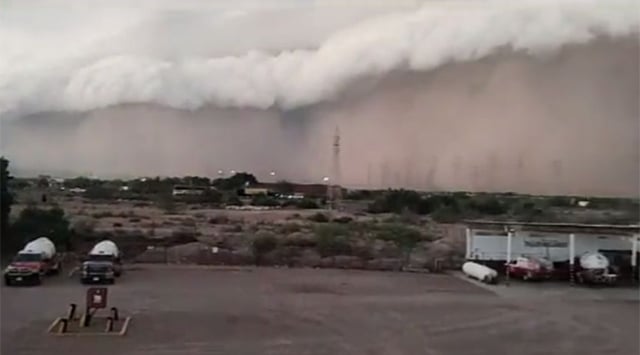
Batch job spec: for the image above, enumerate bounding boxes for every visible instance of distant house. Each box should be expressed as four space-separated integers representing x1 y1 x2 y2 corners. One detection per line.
242 182 343 199
243 187 271 196
172 185 208 196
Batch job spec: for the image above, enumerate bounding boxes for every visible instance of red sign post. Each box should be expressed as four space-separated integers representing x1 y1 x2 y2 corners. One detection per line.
86 287 108 309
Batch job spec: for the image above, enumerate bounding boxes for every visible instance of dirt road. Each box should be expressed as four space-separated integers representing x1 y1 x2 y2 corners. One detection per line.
2 266 638 355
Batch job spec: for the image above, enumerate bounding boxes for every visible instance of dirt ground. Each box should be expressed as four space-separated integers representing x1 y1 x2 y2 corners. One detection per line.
1 266 638 355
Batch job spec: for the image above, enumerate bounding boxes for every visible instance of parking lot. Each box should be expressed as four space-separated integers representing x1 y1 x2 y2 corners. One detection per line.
2 265 638 355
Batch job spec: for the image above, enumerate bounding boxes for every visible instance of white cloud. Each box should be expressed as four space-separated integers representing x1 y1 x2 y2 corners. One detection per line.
0 0 638 119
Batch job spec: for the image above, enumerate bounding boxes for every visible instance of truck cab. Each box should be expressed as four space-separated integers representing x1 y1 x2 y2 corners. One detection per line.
507 256 554 281
80 241 122 284
4 251 59 285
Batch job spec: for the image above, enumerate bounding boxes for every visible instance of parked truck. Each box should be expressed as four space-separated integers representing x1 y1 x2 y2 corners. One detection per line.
4 237 61 285
507 256 554 281
80 240 122 284
576 252 617 285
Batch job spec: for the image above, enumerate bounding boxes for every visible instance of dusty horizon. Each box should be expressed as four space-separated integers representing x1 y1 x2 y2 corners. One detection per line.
1 1 638 197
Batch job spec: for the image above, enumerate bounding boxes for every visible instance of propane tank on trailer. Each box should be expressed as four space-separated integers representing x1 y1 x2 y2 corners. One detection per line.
89 240 119 258
20 237 56 260
580 252 609 270
462 261 498 284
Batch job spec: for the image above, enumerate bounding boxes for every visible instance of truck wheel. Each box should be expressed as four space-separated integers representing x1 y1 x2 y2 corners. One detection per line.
114 271 121 277
4 276 11 286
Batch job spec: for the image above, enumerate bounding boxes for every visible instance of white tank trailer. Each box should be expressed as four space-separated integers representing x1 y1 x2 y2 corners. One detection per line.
577 252 617 285
21 237 56 259
81 240 122 284
89 240 120 258
462 261 498 284
4 237 60 285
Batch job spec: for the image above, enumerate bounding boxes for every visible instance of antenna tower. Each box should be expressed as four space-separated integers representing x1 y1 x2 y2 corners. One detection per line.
331 126 342 209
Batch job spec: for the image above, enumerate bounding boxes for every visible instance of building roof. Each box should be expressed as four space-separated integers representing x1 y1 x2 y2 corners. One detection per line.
464 220 640 236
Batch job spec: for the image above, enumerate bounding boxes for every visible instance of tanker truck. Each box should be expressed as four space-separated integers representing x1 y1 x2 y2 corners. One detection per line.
4 237 61 285
576 252 617 286
80 240 122 284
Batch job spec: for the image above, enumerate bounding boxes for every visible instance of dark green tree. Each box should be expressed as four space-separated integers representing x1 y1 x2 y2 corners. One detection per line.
212 172 258 191
1 157 14 247
10 206 71 250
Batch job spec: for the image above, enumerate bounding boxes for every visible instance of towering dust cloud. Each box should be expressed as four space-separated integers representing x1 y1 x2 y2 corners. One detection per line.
1 0 638 196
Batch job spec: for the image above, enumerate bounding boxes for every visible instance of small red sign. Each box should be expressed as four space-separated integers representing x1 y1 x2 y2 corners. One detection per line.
86 287 108 309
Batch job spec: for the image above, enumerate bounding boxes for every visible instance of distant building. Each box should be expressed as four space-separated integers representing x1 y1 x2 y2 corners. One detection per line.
172 185 208 196
243 187 271 196
242 182 343 199
465 220 639 281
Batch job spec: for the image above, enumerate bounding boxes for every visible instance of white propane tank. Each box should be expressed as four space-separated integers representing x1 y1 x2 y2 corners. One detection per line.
89 240 119 258
462 262 498 283
20 237 56 259
580 252 609 270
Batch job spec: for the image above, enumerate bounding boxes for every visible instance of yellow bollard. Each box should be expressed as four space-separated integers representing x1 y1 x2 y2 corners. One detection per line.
105 317 114 333
67 303 77 320
57 319 68 334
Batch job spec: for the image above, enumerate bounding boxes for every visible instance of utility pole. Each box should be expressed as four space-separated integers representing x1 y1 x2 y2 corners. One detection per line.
331 126 342 210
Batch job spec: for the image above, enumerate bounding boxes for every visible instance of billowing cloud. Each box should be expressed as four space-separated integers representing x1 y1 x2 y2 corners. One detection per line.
1 0 637 119
1 0 638 197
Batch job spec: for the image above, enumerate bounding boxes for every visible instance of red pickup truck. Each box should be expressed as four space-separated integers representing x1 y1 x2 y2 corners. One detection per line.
507 256 554 281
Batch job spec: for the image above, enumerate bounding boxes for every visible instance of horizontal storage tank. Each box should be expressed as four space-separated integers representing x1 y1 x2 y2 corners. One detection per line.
20 237 56 260
463 261 498 284
580 252 609 270
89 240 119 258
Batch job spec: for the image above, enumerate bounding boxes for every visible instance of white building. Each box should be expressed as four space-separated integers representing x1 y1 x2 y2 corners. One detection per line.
465 221 639 279
172 185 208 196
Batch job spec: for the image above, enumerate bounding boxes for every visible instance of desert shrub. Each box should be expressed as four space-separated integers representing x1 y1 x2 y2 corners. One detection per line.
333 216 353 224
367 189 433 215
181 219 196 227
225 195 243 206
113 222 123 228
92 211 115 218
251 194 279 207
314 224 352 257
375 223 429 266
199 189 223 204
208 214 230 224
84 186 118 200
282 234 316 248
345 189 374 200
223 225 243 233
430 206 462 223
251 232 278 264
280 223 302 234
129 217 141 223
468 195 507 215
155 193 177 214
295 199 319 209
72 217 97 235
307 212 329 223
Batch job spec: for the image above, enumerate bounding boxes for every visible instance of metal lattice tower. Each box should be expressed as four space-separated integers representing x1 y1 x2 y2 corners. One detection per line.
332 126 342 209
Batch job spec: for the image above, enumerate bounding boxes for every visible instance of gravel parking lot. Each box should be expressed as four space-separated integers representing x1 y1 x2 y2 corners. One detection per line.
2 265 638 355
